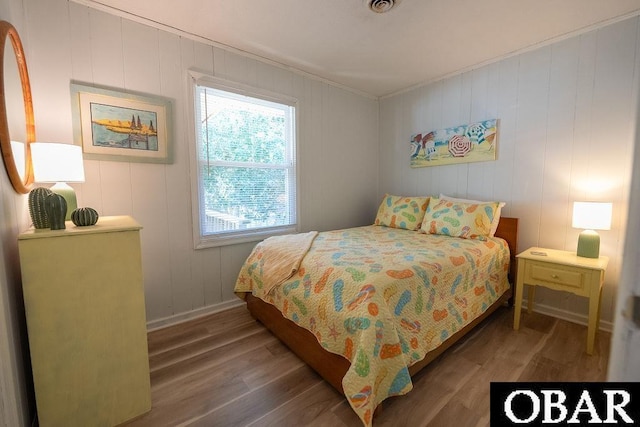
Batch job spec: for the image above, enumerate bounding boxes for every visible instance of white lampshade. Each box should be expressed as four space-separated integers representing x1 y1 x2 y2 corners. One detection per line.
572 202 612 231
31 142 85 183
31 142 85 221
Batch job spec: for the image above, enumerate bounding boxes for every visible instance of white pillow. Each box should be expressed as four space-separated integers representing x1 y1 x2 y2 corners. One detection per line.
439 194 505 237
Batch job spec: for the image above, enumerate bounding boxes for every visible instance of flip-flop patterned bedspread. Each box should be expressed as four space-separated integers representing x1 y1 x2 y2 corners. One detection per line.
234 225 510 426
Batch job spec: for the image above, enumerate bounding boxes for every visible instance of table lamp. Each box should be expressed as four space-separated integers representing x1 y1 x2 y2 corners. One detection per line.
31 142 85 220
572 201 612 258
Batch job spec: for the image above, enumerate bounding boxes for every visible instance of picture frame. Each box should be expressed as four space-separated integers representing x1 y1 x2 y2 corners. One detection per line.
410 119 498 168
70 82 173 164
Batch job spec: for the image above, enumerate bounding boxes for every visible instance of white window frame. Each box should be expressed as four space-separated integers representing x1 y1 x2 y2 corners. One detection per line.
187 71 299 248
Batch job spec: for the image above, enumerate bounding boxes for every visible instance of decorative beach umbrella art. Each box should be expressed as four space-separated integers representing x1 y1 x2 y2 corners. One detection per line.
448 134 472 157
410 118 497 167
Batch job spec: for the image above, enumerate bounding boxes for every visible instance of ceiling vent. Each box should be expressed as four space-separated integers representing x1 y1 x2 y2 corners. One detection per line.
366 0 400 13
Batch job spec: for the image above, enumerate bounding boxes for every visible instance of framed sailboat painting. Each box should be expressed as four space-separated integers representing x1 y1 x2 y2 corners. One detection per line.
70 82 173 163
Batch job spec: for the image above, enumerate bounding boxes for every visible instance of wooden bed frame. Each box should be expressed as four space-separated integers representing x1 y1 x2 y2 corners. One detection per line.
244 217 519 395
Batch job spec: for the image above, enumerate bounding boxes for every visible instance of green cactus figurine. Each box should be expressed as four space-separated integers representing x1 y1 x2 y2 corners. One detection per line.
45 193 67 230
71 207 99 227
28 187 53 229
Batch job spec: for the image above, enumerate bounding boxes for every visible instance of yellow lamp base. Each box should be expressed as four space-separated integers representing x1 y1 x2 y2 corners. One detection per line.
577 230 600 258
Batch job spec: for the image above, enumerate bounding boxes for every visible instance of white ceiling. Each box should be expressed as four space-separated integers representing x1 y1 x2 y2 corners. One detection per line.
79 0 640 97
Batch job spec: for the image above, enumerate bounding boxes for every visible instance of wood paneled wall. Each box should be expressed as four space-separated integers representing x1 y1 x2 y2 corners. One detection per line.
379 17 640 325
0 2 37 425
2 2 637 424
23 0 379 323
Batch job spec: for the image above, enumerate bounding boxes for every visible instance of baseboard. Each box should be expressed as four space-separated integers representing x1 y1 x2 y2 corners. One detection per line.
523 299 614 333
146 299 245 331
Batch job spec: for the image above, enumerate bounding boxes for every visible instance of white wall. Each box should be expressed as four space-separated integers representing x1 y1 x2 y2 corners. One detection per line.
0 1 35 426
379 16 640 326
22 0 379 324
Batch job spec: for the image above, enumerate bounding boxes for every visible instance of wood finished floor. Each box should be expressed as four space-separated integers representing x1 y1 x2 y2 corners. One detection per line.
122 305 610 427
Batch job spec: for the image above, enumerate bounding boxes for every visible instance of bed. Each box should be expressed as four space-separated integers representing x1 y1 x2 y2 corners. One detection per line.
234 196 518 426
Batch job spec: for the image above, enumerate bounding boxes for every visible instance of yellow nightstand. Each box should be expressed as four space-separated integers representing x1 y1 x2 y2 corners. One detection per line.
513 247 608 355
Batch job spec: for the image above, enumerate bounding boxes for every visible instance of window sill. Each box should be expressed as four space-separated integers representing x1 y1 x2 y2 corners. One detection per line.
194 225 298 249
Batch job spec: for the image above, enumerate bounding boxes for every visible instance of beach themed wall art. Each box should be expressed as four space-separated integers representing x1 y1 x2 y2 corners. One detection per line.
70 83 173 163
410 119 497 167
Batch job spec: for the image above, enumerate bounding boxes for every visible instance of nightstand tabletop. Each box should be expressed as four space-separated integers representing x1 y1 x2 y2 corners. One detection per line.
517 247 609 271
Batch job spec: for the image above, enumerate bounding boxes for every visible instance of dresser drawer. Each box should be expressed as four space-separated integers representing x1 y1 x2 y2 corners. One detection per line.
524 261 586 291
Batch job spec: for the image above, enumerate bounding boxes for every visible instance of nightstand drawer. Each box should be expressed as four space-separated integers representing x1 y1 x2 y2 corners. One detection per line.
525 262 585 291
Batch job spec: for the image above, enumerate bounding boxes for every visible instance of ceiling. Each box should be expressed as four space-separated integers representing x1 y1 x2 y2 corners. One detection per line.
79 0 640 97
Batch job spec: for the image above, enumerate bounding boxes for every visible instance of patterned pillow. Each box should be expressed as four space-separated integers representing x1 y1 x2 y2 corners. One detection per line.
439 193 505 237
420 197 500 240
374 194 429 230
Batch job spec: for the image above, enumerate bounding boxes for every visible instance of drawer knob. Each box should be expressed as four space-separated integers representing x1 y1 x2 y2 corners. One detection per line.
551 274 559 279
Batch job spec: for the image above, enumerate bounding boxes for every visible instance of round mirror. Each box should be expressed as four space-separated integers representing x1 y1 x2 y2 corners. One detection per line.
0 20 34 194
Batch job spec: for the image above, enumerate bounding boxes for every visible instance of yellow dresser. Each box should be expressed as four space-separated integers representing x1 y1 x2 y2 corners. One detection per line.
18 216 151 426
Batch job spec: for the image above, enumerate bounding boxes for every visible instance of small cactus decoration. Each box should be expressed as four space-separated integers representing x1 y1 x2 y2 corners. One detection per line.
28 187 53 229
44 193 67 230
71 207 99 227
45 193 67 230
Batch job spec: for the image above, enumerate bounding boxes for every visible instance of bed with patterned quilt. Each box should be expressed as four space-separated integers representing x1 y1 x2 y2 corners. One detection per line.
234 195 518 426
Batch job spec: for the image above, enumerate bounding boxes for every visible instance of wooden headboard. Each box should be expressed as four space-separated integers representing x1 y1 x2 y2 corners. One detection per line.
494 216 519 285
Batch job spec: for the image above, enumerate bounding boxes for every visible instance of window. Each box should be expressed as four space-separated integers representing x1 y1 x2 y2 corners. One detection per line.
190 74 298 248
